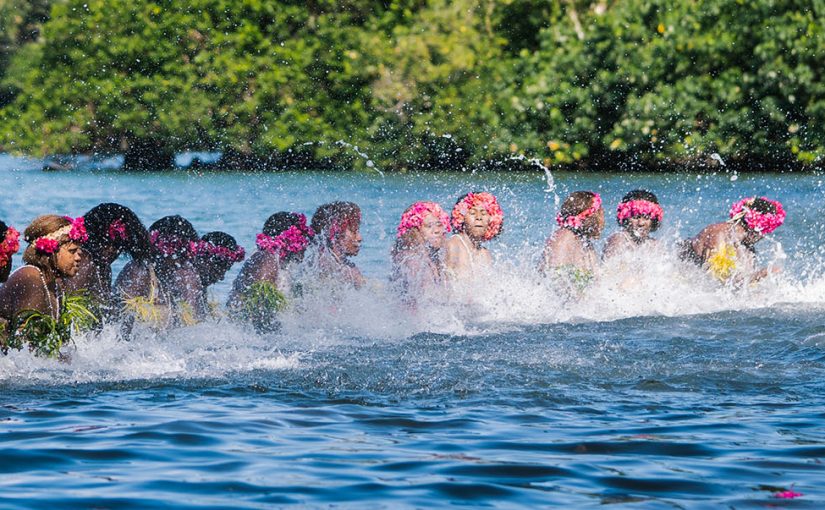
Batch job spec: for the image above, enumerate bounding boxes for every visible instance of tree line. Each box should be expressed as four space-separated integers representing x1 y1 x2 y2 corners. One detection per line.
0 0 822 172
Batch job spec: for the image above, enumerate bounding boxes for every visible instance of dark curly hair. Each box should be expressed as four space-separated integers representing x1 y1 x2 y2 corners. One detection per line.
83 203 151 262
310 202 360 246
149 215 199 261
0 220 11 282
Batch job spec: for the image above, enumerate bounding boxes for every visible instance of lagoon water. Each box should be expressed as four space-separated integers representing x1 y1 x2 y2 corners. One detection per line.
1 154 824 508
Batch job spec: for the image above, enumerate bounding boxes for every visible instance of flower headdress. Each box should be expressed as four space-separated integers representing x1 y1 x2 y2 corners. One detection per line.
617 199 663 224
397 201 451 238
451 192 504 241
557 193 602 229
0 226 20 267
33 216 88 254
108 218 128 241
257 213 315 259
728 197 785 234
150 230 196 258
193 241 246 263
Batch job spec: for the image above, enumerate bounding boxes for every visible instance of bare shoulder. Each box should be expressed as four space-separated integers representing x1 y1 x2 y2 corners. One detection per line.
693 222 729 247
545 228 572 250
245 252 279 282
445 235 464 254
603 232 628 257
5 266 43 288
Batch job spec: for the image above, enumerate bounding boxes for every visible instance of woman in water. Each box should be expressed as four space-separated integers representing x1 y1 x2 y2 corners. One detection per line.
681 196 785 284
193 231 245 294
539 191 604 286
227 212 313 331
0 220 20 284
63 203 151 317
115 215 206 328
309 201 365 289
603 190 664 258
391 201 451 304
444 192 504 279
0 215 88 357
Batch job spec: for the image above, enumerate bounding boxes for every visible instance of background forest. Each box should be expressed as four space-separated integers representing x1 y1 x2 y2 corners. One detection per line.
0 0 822 171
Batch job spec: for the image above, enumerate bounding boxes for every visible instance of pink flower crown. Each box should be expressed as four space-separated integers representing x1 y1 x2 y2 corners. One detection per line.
256 214 315 259
33 216 88 254
451 192 504 241
557 193 602 229
397 201 451 238
729 196 785 234
193 240 246 263
108 218 128 241
0 226 20 267
616 199 663 223
150 230 196 258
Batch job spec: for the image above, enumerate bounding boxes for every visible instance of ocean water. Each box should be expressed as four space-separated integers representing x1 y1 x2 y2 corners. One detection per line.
1 154 824 508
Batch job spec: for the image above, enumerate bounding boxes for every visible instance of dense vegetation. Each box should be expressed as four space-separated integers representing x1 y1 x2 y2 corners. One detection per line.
0 0 822 171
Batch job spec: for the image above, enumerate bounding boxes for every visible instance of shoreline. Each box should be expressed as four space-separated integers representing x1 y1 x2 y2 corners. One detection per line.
0 150 820 174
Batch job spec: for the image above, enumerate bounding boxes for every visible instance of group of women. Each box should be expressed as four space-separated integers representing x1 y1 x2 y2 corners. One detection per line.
0 189 786 358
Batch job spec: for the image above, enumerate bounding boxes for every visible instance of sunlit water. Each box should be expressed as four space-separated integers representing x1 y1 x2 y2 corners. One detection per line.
1 154 824 508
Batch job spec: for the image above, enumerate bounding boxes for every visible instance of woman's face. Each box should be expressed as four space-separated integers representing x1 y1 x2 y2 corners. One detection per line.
55 242 82 277
626 215 653 241
419 213 446 249
742 228 764 247
462 205 490 240
338 224 362 257
583 208 605 239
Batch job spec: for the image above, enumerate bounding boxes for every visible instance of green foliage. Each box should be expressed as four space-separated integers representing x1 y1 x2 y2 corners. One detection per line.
237 280 286 333
515 0 825 169
0 0 823 170
0 0 55 106
5 291 98 358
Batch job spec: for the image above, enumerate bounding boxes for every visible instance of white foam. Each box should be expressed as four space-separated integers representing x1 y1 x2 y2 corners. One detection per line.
2 239 824 383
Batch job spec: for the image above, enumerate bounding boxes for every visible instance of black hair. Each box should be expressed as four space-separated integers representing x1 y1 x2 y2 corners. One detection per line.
149 215 199 261
263 212 304 238
262 212 309 263
83 202 151 261
201 231 238 251
749 197 777 215
310 202 360 245
149 215 198 240
618 189 661 231
195 231 240 287
0 220 10 282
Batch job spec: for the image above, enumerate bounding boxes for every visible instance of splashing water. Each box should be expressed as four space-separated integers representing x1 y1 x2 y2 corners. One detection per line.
1 161 824 508
508 154 559 207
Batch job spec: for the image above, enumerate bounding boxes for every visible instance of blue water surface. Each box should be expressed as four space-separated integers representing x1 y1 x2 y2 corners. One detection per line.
1 154 824 508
